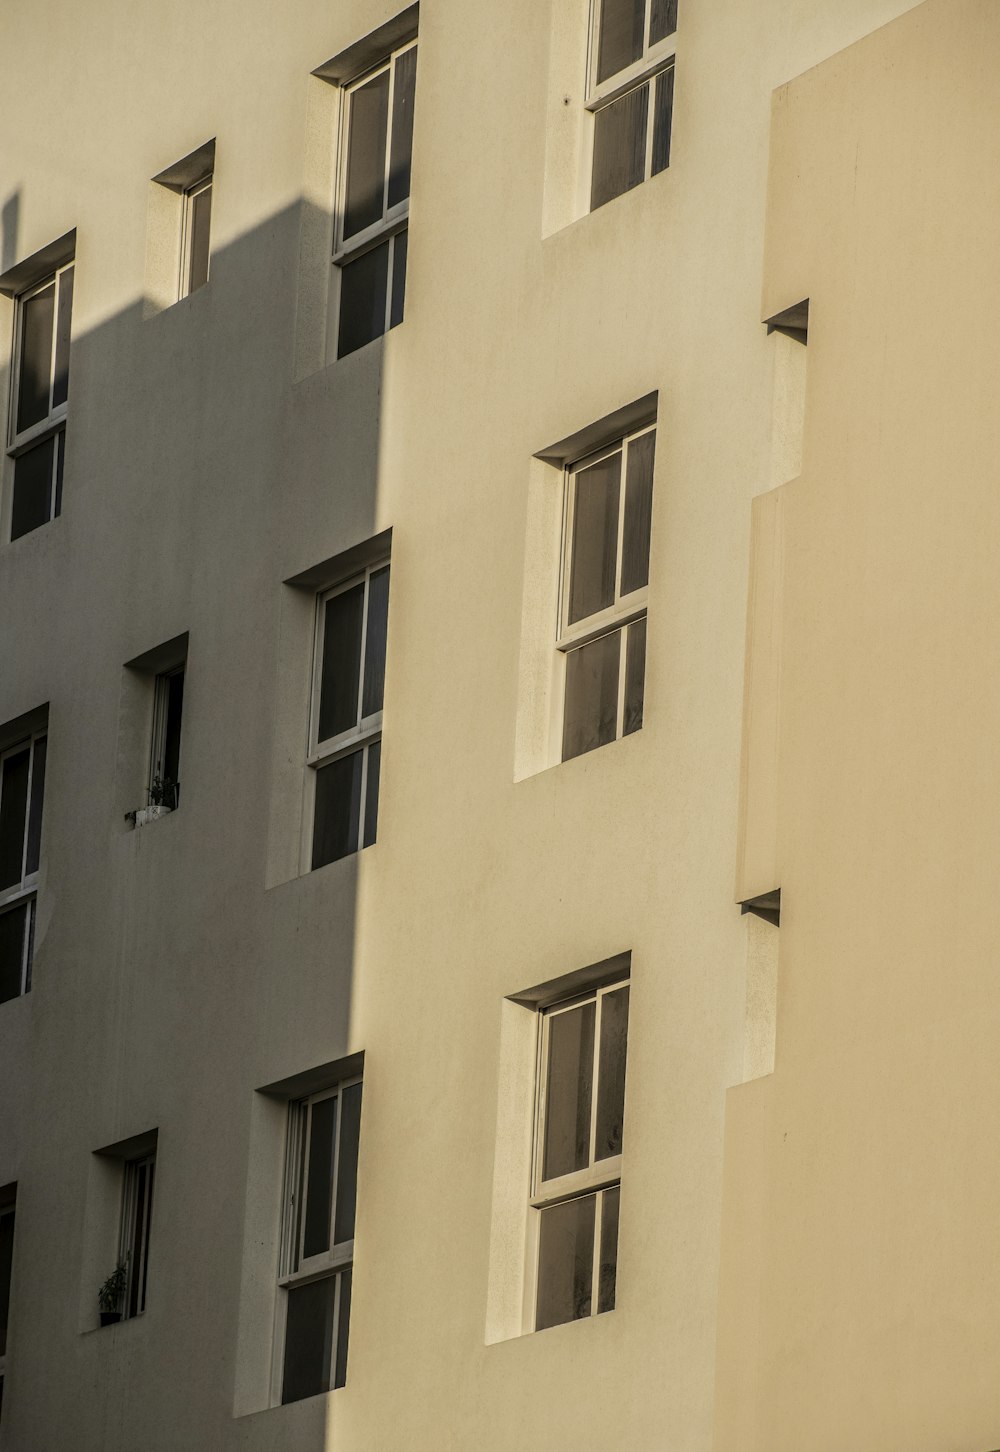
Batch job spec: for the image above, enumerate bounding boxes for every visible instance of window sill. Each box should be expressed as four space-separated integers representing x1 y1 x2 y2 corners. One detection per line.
126 804 176 829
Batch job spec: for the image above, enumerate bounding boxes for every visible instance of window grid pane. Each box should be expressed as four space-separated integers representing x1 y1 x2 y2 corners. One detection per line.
651 65 674 176
312 750 363 869
648 0 678 45
319 584 365 743
302 1095 338 1260
387 46 417 209
0 902 29 1005
16 283 55 435
11 436 57 541
343 69 391 240
536 1194 596 1330
569 453 621 625
187 182 213 293
282 1275 338 1404
591 82 649 210
337 241 390 358
596 0 645 83
562 631 621 761
52 265 74 408
0 751 30 892
542 1002 596 1182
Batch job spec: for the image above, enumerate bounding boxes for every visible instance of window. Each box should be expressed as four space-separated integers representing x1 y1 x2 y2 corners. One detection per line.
588 0 676 210
309 561 389 869
0 728 46 1004
559 423 654 760
149 663 184 811
180 173 213 296
532 979 629 1330
276 1078 362 1403
0 1189 15 1427
119 1149 155 1319
7 258 74 540
334 38 417 357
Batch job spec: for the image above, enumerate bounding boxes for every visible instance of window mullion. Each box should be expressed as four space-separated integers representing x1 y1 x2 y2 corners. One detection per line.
644 74 656 181
591 1187 604 1316
356 571 371 733
297 1102 314 1268
614 439 628 606
328 1091 343 1252
382 56 396 221
588 991 603 1168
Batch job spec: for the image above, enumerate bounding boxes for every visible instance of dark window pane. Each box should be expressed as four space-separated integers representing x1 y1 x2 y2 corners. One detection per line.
333 1268 352 1389
563 631 621 761
0 904 28 1005
362 567 390 717
0 1209 13 1356
592 82 649 210
25 736 46 877
282 1276 337 1404
623 617 646 737
344 69 390 239
337 241 390 358
52 266 74 408
597 0 644 82
387 46 417 208
54 428 65 517
0 750 29 891
312 751 363 869
543 1001 595 1181
16 283 54 434
598 1185 620 1313
11 436 56 541
334 1082 362 1245
621 430 655 594
23 897 35 994
649 0 678 45
139 1160 154 1314
536 1195 596 1330
319 584 365 742
303 1095 337 1259
362 741 380 849
569 452 621 624
127 1161 148 1318
651 66 674 176
187 183 212 293
162 671 184 801
595 987 629 1159
389 227 407 330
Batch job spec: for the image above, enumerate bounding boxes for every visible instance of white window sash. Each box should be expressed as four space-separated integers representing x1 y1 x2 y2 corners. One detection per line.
118 1152 155 1318
532 979 630 1201
178 174 213 298
7 262 74 453
309 561 389 759
557 426 655 650
0 732 45 906
586 0 677 108
333 39 417 264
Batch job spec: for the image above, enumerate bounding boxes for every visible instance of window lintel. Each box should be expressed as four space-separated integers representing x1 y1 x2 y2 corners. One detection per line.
314 4 418 86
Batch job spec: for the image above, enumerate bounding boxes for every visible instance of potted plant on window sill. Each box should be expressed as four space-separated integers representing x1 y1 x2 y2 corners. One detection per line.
98 1263 127 1326
129 775 178 828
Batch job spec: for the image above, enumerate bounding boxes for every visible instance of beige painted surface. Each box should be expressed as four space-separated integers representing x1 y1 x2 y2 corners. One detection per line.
0 0 935 1448
716 4 1000 1450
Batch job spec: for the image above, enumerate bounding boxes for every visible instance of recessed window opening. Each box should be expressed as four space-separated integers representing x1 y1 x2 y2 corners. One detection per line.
7 259 74 540
149 664 184 812
276 1077 362 1403
309 560 389 868
532 977 630 1330
559 423 655 760
587 0 676 210
334 39 417 357
119 1150 155 1319
180 174 213 296
0 726 46 1004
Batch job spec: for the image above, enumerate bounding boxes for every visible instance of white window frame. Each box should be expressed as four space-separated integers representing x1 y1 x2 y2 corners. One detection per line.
305 561 387 864
6 261 74 534
528 978 629 1327
118 1150 155 1320
271 1077 361 1405
586 0 677 107
584 0 676 204
178 173 213 298
0 728 45 999
556 425 654 746
0 731 45 914
332 38 416 343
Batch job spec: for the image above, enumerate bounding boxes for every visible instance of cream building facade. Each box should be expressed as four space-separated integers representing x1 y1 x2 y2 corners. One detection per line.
0 0 995 1449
